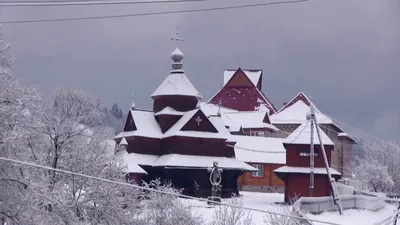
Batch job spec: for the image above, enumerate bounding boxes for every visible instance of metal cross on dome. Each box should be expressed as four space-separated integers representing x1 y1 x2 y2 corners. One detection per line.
195 116 202 126
171 26 184 47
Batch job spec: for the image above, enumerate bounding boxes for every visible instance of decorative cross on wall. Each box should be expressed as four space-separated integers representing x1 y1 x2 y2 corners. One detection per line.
170 26 184 47
195 116 202 126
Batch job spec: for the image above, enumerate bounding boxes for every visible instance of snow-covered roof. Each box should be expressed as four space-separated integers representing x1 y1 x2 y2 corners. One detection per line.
162 109 229 139
223 69 262 87
199 102 238 115
283 121 334 146
230 135 286 164
270 100 333 125
123 152 256 171
120 152 148 174
154 106 185 116
153 154 256 171
274 166 341 176
151 73 202 99
222 111 278 131
115 110 162 139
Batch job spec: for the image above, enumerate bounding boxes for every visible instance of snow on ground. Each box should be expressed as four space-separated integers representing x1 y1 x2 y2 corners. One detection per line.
182 191 398 225
307 204 397 225
182 192 287 224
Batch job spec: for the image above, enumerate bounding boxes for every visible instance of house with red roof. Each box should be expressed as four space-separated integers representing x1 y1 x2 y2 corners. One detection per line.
208 68 277 113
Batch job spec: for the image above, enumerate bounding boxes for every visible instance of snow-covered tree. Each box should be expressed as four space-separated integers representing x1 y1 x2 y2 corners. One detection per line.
349 139 400 193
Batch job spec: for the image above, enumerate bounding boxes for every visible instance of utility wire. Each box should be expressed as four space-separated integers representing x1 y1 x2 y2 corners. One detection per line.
0 0 309 24
0 156 340 225
0 0 207 7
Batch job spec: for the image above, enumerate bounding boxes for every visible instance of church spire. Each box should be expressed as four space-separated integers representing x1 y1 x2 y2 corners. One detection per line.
170 27 184 73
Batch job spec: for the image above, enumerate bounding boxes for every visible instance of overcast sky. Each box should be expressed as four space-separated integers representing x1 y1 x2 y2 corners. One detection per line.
2 0 399 142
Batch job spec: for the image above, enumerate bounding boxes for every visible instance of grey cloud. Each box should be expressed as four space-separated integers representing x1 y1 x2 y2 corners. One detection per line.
3 0 400 141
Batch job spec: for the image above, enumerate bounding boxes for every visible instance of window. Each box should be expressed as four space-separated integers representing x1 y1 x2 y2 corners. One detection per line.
249 131 265 137
251 164 264 177
298 148 318 157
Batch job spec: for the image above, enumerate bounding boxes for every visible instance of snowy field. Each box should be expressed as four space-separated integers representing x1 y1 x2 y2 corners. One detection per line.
182 192 398 225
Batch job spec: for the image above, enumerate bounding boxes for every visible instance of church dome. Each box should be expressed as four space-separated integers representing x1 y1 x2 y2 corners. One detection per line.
171 47 184 63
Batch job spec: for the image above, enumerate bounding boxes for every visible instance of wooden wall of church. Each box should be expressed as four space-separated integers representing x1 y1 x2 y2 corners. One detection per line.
153 96 197 113
162 137 235 157
285 144 333 168
126 137 162 155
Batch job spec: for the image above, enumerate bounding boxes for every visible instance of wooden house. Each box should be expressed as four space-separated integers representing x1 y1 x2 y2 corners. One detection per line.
270 93 356 176
274 121 341 203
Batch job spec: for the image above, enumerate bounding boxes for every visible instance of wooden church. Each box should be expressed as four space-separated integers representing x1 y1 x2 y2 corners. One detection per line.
115 45 256 198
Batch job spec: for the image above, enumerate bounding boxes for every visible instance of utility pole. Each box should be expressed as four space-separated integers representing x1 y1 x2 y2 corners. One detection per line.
313 105 344 215
308 104 315 197
394 202 400 225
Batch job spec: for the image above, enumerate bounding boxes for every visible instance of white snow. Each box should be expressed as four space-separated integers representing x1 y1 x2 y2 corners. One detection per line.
223 69 262 87
199 102 238 115
115 109 162 139
222 111 278 131
151 73 202 99
183 191 397 225
120 151 148 174
271 100 334 125
154 106 185 116
183 192 286 224
230 135 286 164
283 121 334 145
274 166 341 176
119 137 128 146
123 152 256 171
152 154 256 171
307 204 397 225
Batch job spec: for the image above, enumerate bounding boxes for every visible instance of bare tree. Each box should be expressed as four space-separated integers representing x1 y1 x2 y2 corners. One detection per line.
209 196 254 225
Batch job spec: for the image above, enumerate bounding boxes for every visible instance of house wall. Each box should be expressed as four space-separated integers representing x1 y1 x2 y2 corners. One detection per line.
319 124 354 177
284 174 330 203
237 163 284 193
285 144 333 168
242 128 276 137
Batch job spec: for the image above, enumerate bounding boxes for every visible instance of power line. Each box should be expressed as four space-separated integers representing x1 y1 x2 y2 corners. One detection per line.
0 0 309 24
0 156 340 225
0 0 207 7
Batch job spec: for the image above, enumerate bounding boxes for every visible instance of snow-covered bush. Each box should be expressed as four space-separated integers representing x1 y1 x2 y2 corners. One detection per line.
209 195 254 225
141 179 203 225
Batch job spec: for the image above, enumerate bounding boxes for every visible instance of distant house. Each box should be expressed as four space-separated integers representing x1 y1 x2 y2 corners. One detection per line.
274 122 341 203
208 68 277 113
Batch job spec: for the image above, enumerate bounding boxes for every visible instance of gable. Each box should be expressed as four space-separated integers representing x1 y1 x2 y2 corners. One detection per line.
279 92 311 113
123 111 137 132
225 68 255 87
223 69 262 88
181 110 218 133
262 111 271 124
